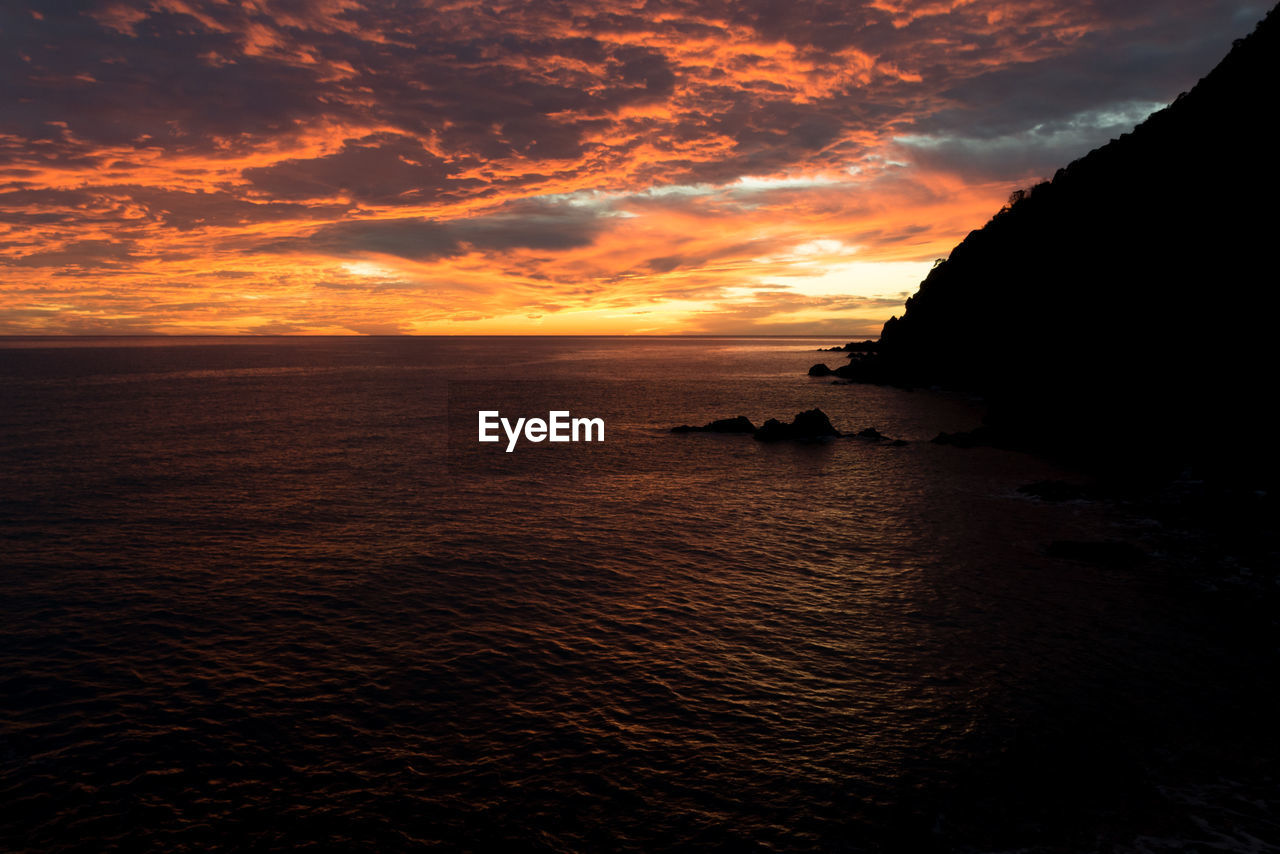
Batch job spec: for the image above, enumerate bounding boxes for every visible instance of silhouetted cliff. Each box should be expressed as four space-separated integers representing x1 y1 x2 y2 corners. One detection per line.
858 4 1280 482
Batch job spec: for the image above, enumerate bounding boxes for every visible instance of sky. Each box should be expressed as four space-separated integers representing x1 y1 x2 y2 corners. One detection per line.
0 0 1265 336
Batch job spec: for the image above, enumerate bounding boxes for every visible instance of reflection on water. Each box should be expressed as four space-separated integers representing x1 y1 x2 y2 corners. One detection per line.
1 337 1275 852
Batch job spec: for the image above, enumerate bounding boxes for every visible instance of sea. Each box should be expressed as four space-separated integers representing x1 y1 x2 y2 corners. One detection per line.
1 336 1276 852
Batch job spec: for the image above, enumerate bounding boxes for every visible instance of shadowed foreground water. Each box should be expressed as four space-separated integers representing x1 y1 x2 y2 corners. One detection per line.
1 337 1277 852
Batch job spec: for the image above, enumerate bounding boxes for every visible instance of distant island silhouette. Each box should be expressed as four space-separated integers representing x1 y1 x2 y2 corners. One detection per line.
815 3 1279 487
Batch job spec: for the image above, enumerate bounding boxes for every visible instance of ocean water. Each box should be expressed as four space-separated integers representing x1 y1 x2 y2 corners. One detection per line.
1 336 1276 852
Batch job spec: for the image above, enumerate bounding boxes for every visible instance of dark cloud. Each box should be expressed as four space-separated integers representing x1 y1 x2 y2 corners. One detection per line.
1 0 1261 183
0 1 684 167
645 255 685 273
614 46 677 96
243 133 463 204
284 199 609 261
131 188 350 229
898 0 1261 178
0 186 347 231
0 3 335 156
895 111 1148 182
4 238 139 270
849 224 933 247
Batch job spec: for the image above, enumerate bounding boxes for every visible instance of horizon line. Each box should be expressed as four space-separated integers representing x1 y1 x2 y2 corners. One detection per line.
0 333 877 340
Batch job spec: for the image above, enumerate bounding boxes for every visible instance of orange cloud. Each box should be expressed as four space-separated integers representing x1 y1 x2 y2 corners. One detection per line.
0 0 1257 334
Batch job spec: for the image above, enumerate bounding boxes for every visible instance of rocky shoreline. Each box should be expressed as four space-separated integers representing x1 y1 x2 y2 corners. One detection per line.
671 407 905 445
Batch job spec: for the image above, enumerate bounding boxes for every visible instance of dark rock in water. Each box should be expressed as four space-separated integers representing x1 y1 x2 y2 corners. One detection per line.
674 409 841 442
790 408 840 439
752 418 790 441
931 427 994 448
889 439 909 446
1019 480 1093 502
671 415 756 434
855 427 884 440
833 358 893 384
808 363 834 377
1046 540 1145 567
703 416 756 433
753 408 840 442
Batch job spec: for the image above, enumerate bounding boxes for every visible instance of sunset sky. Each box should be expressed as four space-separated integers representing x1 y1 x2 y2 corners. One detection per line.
0 0 1263 335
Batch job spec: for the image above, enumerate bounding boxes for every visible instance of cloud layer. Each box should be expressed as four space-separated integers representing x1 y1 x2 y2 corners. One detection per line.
0 0 1262 334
